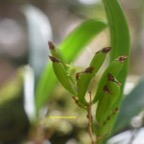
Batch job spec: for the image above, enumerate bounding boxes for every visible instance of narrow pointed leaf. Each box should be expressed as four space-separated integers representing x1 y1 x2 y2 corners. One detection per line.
102 0 130 97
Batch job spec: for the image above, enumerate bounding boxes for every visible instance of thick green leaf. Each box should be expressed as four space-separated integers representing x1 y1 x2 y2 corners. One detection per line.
36 20 107 112
98 0 130 142
60 20 107 63
102 0 130 95
114 78 144 133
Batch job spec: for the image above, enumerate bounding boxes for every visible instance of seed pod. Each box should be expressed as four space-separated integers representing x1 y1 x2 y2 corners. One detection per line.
89 47 111 78
97 107 119 136
77 67 94 105
96 85 112 123
48 41 67 63
107 74 121 110
96 78 120 122
49 56 76 95
93 56 127 103
96 75 121 136
77 47 111 105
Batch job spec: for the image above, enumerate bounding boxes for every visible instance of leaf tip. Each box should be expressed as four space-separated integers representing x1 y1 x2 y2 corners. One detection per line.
48 41 55 50
85 67 94 73
49 56 60 63
102 47 112 54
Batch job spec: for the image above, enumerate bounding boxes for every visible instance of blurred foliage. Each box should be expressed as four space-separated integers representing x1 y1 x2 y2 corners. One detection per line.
42 85 89 144
0 70 23 105
22 4 52 84
0 69 29 144
114 77 144 133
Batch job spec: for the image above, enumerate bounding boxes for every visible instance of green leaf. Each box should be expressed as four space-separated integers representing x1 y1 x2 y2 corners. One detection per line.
102 0 130 96
113 78 144 133
97 0 130 142
36 20 107 112
59 20 108 63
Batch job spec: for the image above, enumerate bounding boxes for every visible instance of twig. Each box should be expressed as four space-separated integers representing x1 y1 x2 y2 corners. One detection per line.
87 92 95 144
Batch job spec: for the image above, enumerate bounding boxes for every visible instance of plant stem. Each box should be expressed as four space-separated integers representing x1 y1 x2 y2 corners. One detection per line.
87 92 95 144
72 96 87 110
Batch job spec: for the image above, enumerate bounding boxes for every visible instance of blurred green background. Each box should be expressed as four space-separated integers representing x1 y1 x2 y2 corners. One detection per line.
0 0 144 144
